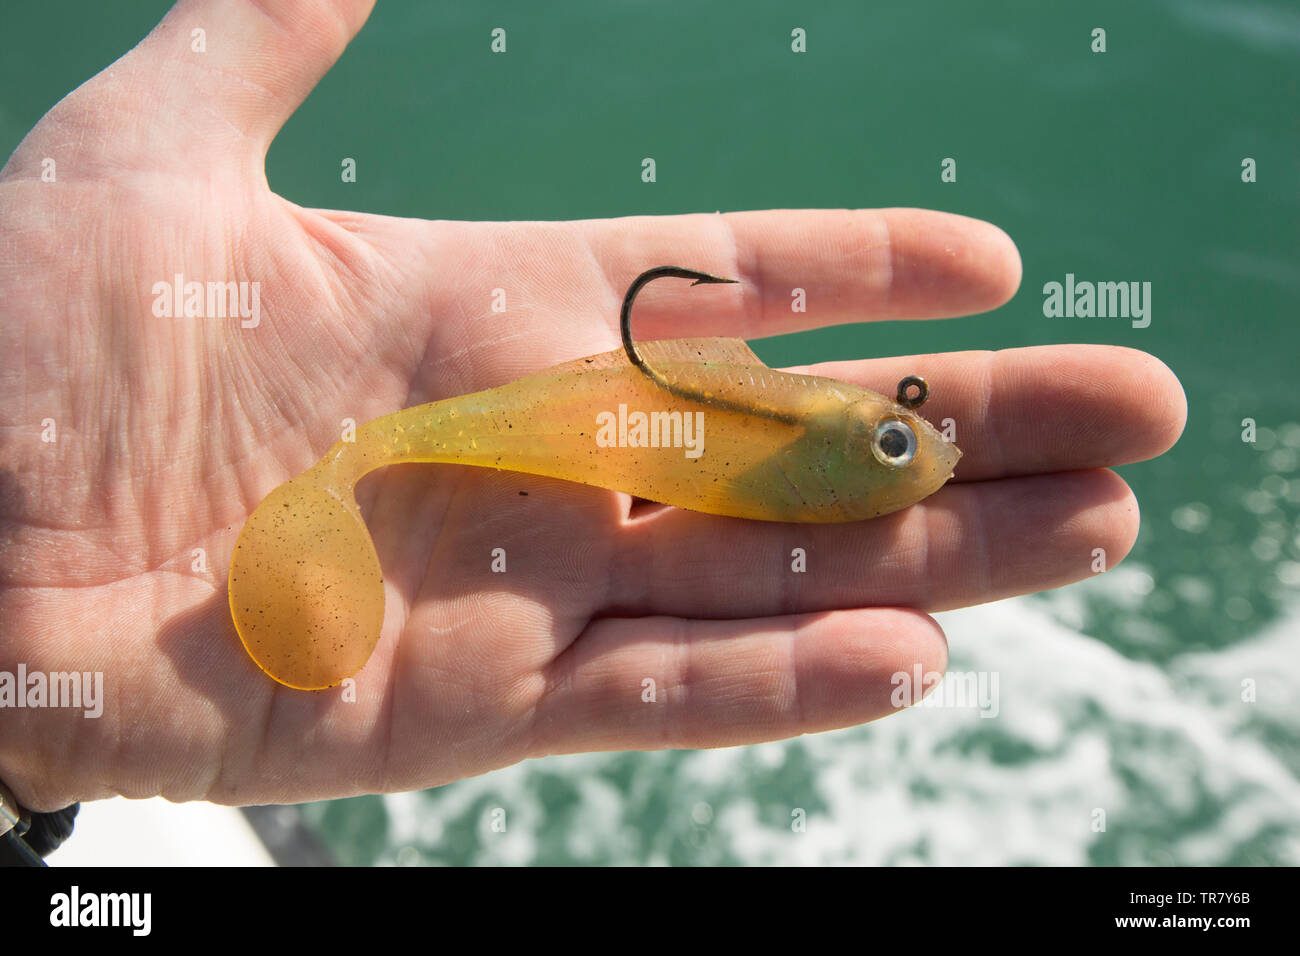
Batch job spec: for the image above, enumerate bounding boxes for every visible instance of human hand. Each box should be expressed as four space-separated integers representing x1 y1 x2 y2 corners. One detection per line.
0 0 1185 809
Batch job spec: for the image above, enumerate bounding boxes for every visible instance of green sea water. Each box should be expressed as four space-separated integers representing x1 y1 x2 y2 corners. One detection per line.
4 0 1297 865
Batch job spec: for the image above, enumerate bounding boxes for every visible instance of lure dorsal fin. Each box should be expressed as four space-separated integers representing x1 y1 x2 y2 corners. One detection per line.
641 337 766 366
548 337 767 376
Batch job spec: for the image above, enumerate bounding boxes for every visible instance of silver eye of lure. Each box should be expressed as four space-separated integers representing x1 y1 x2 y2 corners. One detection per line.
872 418 918 467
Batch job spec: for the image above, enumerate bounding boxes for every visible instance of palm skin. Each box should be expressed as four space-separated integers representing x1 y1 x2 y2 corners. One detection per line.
0 0 1185 810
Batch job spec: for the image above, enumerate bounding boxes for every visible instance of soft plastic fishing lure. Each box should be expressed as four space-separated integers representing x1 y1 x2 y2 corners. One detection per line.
228 267 961 689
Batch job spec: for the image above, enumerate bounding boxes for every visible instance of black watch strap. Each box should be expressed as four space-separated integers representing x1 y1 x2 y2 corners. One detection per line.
0 780 79 866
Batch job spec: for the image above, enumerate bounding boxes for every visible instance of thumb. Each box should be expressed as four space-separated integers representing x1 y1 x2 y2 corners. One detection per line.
134 0 376 155
3 0 377 178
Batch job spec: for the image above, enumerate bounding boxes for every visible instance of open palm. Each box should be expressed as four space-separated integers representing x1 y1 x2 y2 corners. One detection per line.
0 0 1185 810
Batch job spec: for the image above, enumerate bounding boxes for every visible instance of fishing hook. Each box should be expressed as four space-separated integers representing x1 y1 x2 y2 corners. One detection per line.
619 267 798 425
620 266 738 384
619 266 928 420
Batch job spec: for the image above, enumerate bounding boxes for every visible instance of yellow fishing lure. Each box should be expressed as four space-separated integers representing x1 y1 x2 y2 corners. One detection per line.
228 267 961 689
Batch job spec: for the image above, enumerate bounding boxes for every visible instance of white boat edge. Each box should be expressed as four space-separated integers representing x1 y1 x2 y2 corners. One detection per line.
45 797 277 866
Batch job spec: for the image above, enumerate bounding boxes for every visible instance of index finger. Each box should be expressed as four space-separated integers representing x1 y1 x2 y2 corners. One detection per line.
578 207 1022 339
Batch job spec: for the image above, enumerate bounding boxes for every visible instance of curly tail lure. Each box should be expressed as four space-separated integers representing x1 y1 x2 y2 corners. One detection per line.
228 267 960 689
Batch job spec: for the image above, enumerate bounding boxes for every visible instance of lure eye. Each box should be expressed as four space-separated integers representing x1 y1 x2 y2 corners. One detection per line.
872 418 917 468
